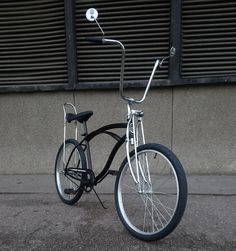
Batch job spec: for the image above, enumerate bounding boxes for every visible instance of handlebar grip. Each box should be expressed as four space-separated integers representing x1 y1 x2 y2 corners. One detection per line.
86 36 104 45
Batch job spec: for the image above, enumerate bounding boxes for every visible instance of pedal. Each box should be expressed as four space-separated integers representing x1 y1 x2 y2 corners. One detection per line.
108 170 118 176
64 188 77 195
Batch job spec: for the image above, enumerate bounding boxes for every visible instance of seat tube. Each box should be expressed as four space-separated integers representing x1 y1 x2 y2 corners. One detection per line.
83 121 93 170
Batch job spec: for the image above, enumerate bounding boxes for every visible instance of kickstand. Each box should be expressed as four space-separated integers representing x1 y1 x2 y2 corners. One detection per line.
92 187 107 210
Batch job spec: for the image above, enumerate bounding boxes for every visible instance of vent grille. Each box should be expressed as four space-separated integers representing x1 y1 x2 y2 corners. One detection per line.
0 0 68 86
182 0 236 77
76 0 170 86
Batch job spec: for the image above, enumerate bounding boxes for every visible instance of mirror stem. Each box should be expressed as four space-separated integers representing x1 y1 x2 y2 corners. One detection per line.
95 19 105 36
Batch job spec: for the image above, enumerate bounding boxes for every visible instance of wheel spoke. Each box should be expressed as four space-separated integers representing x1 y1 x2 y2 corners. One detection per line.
140 193 160 231
123 183 137 192
143 193 169 224
151 194 175 216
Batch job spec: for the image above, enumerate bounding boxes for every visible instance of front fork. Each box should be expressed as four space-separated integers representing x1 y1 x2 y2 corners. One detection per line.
126 108 151 191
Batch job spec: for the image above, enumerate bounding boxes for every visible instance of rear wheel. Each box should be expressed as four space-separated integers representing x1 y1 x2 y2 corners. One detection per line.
55 139 86 205
115 143 187 241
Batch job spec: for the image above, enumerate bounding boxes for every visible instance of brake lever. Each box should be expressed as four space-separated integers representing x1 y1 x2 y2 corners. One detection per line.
159 46 176 68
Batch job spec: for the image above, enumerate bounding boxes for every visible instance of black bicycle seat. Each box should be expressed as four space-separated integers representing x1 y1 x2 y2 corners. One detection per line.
66 111 93 123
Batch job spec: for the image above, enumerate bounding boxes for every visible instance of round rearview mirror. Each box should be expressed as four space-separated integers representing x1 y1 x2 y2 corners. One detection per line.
86 8 98 22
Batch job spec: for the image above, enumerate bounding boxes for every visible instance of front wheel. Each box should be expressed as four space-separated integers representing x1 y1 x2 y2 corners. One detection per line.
115 143 187 241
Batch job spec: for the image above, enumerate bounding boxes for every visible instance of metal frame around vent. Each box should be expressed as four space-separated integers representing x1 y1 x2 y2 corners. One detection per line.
0 0 235 93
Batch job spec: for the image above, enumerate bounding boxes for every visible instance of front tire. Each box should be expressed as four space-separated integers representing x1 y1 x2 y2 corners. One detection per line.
55 139 86 205
115 143 187 241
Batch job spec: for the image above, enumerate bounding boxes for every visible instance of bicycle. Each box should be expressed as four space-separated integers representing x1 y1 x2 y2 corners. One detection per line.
55 8 187 241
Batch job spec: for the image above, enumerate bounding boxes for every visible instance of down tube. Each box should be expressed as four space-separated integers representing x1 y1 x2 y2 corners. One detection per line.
81 123 127 184
96 134 126 183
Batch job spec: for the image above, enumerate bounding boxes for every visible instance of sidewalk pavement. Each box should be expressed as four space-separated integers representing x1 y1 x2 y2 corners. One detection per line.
0 174 235 251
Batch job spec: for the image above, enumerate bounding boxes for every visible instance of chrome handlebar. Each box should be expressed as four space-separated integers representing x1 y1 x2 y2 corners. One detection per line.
85 8 175 104
97 37 160 104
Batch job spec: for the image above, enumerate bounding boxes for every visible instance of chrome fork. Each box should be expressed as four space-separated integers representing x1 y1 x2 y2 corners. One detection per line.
126 105 151 191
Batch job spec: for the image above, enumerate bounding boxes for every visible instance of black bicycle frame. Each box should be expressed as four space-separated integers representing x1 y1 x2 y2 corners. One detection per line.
79 123 127 185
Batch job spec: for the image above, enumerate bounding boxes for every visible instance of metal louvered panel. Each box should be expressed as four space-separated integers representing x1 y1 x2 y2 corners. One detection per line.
182 0 236 77
76 0 170 86
0 0 68 86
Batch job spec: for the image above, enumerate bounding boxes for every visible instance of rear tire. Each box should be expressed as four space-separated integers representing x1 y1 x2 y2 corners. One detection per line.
115 143 187 241
55 139 86 205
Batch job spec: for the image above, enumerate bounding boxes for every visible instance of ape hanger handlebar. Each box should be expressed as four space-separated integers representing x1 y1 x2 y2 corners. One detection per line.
86 8 174 104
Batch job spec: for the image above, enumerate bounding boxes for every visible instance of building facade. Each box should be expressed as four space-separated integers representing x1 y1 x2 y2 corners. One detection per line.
0 0 235 174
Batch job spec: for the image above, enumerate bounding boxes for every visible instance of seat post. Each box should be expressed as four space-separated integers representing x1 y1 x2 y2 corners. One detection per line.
83 121 93 170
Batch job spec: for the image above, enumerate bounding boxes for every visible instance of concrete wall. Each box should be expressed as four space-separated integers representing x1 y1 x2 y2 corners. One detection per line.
0 85 235 174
